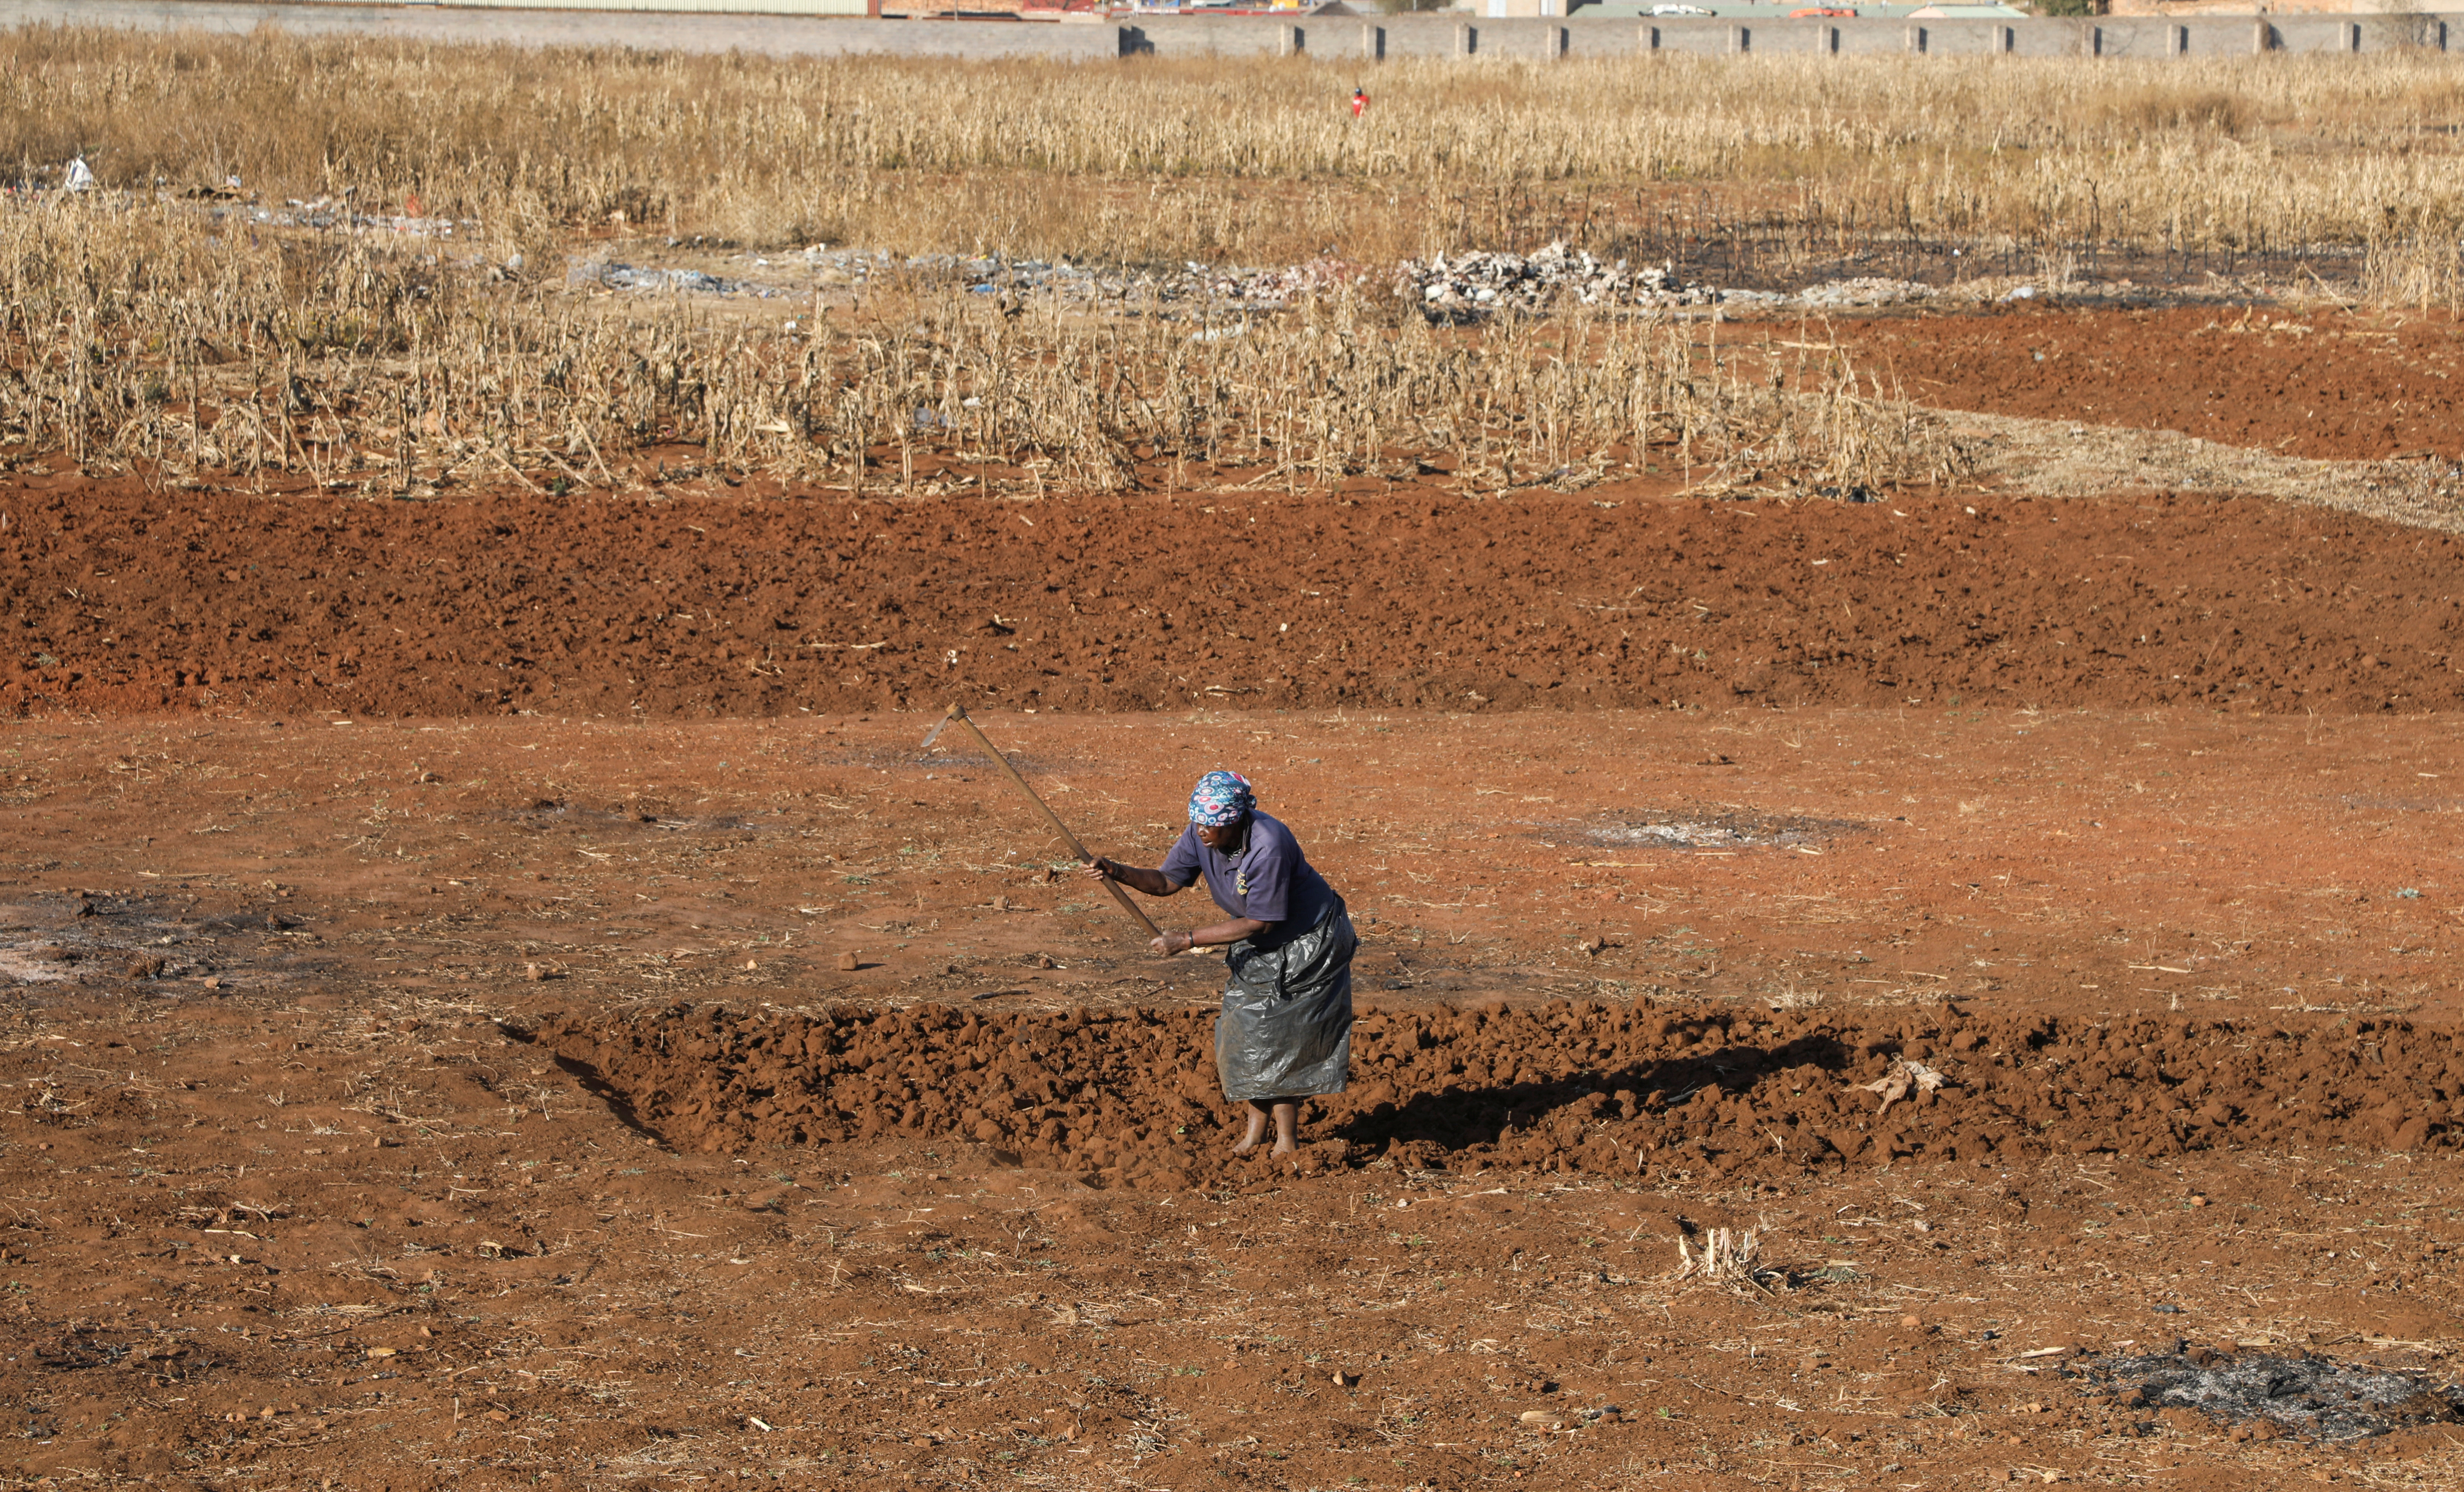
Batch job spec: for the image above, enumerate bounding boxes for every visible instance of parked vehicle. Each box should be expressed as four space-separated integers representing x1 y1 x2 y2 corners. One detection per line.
1650 4 1716 14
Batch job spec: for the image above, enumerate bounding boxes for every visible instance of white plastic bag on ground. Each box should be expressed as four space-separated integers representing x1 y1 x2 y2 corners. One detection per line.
64 157 94 192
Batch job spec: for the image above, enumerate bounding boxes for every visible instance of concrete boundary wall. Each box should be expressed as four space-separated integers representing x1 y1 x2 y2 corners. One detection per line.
1128 12 2457 59
10 2 2460 62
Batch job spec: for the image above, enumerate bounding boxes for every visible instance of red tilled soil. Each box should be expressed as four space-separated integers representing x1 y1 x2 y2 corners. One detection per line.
539 1002 2461 1185
1839 306 2464 463
18 980 2463 1490
8 479 2464 719
5 710 2464 1487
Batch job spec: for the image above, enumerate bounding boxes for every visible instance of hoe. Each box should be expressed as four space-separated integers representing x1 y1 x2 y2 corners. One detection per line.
920 702 1164 945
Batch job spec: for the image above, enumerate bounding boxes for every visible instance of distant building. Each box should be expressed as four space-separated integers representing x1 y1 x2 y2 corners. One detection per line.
439 0 880 11
2109 0 2438 11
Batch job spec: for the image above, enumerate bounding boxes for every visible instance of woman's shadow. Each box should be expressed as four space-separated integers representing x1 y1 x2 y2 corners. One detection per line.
1328 1026 1866 1153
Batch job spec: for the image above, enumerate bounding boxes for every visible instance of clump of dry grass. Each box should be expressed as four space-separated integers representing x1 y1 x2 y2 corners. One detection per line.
0 197 1958 497
2363 205 2464 314
1675 1225 1762 1284
5 27 2463 281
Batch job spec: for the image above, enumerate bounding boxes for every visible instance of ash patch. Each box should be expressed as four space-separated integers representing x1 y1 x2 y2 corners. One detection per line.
0 893 211 986
1555 810 1865 853
2071 1347 2464 1441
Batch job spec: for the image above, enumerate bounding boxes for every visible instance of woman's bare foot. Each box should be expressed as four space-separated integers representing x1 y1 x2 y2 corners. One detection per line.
1267 1100 1299 1158
1232 1099 1301 1157
1231 1101 1272 1156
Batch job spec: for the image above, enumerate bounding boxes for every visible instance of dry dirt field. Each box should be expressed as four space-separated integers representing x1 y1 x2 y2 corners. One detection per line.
11 33 2464 1492
8 303 2464 1492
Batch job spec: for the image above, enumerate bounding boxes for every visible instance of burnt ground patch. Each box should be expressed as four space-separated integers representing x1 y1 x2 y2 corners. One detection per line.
2071 1347 2464 1441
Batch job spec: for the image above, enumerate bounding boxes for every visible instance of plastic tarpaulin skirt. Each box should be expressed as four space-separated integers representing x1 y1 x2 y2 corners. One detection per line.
1213 898 1357 1102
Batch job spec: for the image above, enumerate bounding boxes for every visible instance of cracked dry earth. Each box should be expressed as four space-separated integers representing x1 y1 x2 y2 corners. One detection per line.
3 709 2464 1491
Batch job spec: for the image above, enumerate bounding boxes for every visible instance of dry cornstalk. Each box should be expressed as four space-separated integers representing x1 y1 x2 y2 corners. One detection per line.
1675 1226 1763 1285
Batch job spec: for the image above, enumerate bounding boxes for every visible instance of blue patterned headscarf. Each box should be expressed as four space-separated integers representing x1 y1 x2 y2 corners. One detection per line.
1187 770 1255 828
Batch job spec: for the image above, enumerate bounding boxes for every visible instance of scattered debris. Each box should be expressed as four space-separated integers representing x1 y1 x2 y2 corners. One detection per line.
608 246 1361 311
562 240 1930 321
583 262 753 296
214 195 470 238
1726 276 1935 312
1853 1059 1952 1114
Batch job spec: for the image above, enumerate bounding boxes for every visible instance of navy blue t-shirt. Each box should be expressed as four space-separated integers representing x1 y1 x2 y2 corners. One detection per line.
1158 811 1337 943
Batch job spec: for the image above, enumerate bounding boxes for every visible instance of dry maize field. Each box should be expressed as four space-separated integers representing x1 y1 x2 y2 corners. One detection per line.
6 24 2464 1492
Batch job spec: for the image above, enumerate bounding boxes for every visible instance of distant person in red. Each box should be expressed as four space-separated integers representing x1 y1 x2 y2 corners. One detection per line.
1351 87 1368 119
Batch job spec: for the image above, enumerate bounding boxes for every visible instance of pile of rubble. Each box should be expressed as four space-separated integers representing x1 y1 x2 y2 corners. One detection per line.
1400 242 1720 316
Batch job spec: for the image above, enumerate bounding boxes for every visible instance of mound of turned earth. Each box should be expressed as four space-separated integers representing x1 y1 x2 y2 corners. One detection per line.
527 1001 2463 1188
10 483 2464 719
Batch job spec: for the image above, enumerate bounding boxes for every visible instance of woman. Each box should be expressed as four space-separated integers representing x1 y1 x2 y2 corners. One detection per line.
1084 770 1356 1159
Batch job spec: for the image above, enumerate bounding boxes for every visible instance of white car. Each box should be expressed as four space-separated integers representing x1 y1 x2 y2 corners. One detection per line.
1650 4 1715 13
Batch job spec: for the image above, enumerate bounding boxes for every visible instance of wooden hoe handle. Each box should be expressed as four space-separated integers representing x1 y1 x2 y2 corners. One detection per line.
934 703 1165 943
